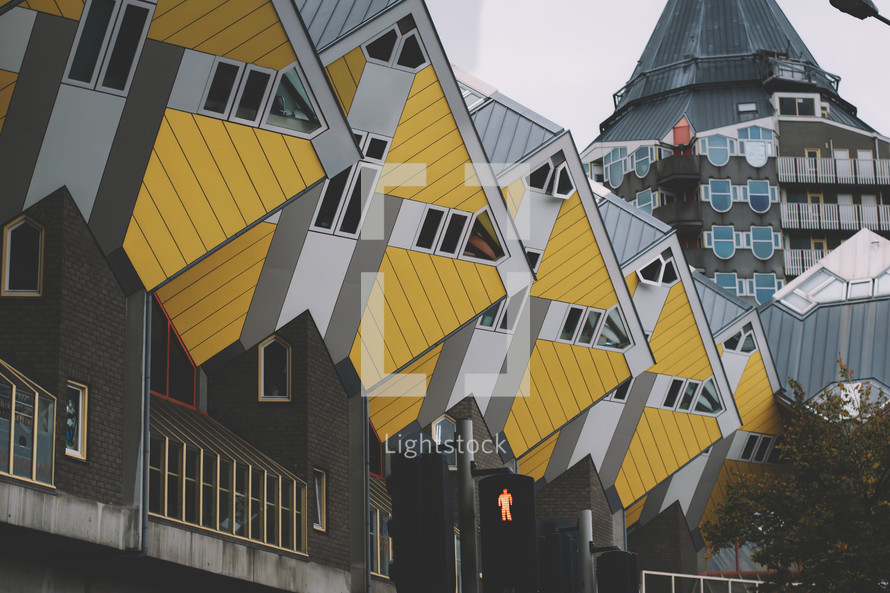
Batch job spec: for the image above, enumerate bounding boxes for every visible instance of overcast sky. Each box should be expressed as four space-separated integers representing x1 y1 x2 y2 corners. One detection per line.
425 0 890 150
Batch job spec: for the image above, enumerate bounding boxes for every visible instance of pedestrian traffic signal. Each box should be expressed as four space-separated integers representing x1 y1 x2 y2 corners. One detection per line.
596 550 638 593
479 473 538 593
386 449 455 593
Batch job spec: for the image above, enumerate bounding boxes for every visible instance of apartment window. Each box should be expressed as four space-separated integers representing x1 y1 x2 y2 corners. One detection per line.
259 337 291 401
2 216 43 296
723 324 757 354
753 273 779 305
370 506 392 576
709 226 735 259
66 0 153 95
637 250 679 287
778 96 816 116
663 377 723 415
313 468 326 531
738 126 774 167
150 297 195 407
739 434 775 463
354 132 391 164
750 227 777 260
528 161 554 192
551 303 630 351
635 188 657 215
702 179 732 213
65 381 88 459
525 249 543 273
558 306 585 342
603 147 627 188
463 210 506 262
433 416 457 468
714 273 738 296
363 16 428 73
700 136 735 167
312 164 380 238
0 364 55 485
414 206 505 264
597 307 631 350
609 379 632 402
264 64 323 135
633 145 655 178
552 163 575 198
477 289 527 334
747 180 772 213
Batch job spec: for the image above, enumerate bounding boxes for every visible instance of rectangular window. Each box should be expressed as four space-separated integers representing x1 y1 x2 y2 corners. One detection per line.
259 336 291 401
150 297 196 407
312 468 326 531
231 65 274 126
65 381 88 459
311 165 380 238
2 216 44 297
778 96 816 116
558 306 584 342
66 0 154 95
200 59 243 117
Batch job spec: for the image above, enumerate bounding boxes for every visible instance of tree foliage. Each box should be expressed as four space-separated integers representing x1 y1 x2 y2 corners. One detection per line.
702 363 890 593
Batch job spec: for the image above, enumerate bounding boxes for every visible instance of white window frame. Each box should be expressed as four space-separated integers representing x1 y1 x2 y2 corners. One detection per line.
413 205 450 254
310 164 382 239
64 0 155 96
312 468 326 531
525 248 543 273
436 209 473 257
636 252 679 287
555 305 586 344
662 376 723 415
432 415 457 469
229 64 276 127
197 57 245 119
594 306 633 352
723 324 757 354
457 207 507 265
551 162 575 199
65 381 88 459
477 289 528 334
258 61 326 140
258 336 291 402
358 132 392 165
362 25 429 74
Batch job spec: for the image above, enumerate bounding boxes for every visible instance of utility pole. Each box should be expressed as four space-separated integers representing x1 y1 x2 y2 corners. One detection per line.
578 510 594 593
457 418 479 593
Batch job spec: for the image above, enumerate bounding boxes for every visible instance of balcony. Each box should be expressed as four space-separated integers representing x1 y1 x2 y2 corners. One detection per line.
655 155 701 189
780 203 890 231
778 157 890 185
784 249 830 277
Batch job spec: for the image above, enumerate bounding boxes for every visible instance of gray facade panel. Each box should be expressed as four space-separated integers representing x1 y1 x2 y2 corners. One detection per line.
90 40 183 255
599 372 657 485
297 0 402 49
418 321 476 427
684 435 734 529
0 13 75 226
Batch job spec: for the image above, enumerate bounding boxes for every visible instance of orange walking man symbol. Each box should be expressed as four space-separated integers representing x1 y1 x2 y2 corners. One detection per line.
498 488 513 522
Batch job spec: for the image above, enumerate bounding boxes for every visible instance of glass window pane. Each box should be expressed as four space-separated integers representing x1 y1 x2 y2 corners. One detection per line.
634 146 650 177
7 221 41 292
709 180 732 212
559 307 583 341
0 380 11 474
396 33 426 69
235 69 271 122
219 460 232 532
370 508 378 572
65 384 83 456
797 98 815 116
478 302 501 328
678 382 699 411
779 97 796 115
100 3 149 91
265 475 278 545
251 469 263 541
315 168 351 230
184 447 199 524
366 29 398 62
338 166 374 235
281 480 294 549
262 339 289 398
663 379 683 408
416 208 445 249
36 396 54 484
12 387 34 478
576 310 602 345
266 66 322 135
439 213 468 255
597 308 630 349
740 434 758 460
554 166 574 196
694 379 723 414
528 163 552 190
706 136 730 166
234 465 248 536
462 211 504 261
203 62 241 114
166 441 182 518
68 0 116 83
202 452 217 529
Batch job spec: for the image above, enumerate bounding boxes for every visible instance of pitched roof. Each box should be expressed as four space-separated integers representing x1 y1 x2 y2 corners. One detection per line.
595 190 672 267
295 0 404 50
693 271 753 336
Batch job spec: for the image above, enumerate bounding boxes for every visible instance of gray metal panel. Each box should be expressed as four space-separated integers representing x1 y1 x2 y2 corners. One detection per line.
90 40 183 255
0 8 36 72
684 435 734 530
0 13 75 226
296 0 403 49
598 372 657 486
596 193 671 267
639 479 670 526
544 408 588 483
692 272 752 335
325 195 402 362
240 184 325 348
469 95 562 168
418 321 476 427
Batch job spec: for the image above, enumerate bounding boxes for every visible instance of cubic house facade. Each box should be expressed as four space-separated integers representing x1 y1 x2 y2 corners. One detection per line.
582 0 890 305
1 0 887 591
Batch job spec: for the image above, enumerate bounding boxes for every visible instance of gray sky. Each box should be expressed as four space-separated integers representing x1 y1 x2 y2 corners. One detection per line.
426 0 890 150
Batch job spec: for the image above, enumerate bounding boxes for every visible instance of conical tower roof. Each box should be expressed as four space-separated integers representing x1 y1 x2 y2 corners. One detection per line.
592 0 873 144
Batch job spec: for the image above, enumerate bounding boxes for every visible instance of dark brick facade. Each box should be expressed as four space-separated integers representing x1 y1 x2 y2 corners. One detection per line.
535 458 615 547
628 501 698 574
0 190 127 505
206 312 350 571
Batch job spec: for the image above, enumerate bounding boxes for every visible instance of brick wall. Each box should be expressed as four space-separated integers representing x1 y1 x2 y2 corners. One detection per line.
628 501 698 574
535 458 615 546
207 312 350 570
0 190 127 505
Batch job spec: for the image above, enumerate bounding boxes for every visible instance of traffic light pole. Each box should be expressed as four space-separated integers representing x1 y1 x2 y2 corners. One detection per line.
579 510 594 593
457 418 480 593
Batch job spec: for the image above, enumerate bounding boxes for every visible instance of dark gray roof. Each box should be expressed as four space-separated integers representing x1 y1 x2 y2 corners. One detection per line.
596 192 672 267
759 297 890 398
692 272 753 336
295 0 403 50
469 91 563 169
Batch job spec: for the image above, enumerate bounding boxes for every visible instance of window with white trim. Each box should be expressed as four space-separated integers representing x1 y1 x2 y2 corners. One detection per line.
704 226 780 261
65 0 154 96
414 206 506 264
363 16 428 72
631 146 656 178
778 96 816 116
433 416 457 468
528 157 574 198
596 306 631 350
525 249 543 273
738 126 774 167
704 225 735 259
65 381 88 459
477 288 528 334
701 179 732 212
607 379 632 402
637 250 679 287
723 323 757 354
739 433 777 463
698 135 736 167
603 147 627 188
312 164 380 238
713 273 783 302
701 179 777 213
353 131 391 164
312 468 326 531
635 188 658 215
753 273 780 305
713 273 738 296
2 216 43 297
751 226 779 260
662 377 723 415
259 337 291 401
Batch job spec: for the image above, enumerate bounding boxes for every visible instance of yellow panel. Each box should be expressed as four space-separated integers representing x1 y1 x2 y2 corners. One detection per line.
645 409 679 475
531 196 618 309
326 47 366 114
381 66 486 212
625 272 639 296
122 218 165 290
0 70 17 137
282 135 325 185
734 352 783 434
368 344 442 438
350 248 504 388
150 0 230 42
517 431 559 482
223 123 286 209
614 468 634 507
503 178 526 219
141 153 207 263
255 129 306 193
156 223 275 365
229 25 292 69
625 495 647 525
22 0 84 18
130 186 186 278
672 411 705 461
648 282 714 381
637 413 668 484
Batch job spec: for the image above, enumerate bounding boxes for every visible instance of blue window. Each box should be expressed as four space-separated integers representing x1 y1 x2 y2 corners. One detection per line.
754 273 778 305
604 147 627 188
712 226 735 259
706 180 732 212
634 146 652 178
636 189 655 215
748 180 771 213
714 273 738 295
751 227 775 260
702 136 732 166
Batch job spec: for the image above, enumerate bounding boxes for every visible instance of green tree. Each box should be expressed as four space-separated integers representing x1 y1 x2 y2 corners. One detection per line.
702 363 890 592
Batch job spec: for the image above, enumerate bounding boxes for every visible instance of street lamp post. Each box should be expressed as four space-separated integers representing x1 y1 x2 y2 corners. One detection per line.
830 0 890 26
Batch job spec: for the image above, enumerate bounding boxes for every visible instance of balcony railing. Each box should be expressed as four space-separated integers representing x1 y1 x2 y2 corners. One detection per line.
781 203 890 231
777 157 890 185
784 249 830 277
642 570 763 593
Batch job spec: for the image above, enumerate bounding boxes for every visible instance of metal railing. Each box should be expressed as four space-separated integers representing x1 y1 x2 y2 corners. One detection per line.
784 249 830 277
780 203 890 231
778 157 890 185
642 570 763 593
